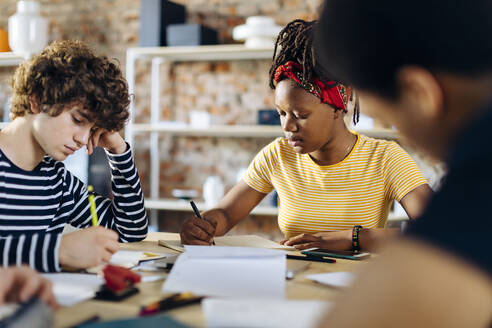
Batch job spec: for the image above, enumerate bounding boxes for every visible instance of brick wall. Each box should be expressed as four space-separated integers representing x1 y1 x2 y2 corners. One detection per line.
0 0 321 67
0 0 326 238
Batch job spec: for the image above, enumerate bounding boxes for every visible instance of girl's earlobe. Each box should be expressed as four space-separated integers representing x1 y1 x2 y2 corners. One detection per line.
333 108 341 120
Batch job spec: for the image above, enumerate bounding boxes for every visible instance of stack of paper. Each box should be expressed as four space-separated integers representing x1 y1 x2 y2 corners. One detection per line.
162 246 286 298
109 250 144 267
42 273 104 306
158 235 296 253
203 298 331 328
213 235 295 250
306 272 356 288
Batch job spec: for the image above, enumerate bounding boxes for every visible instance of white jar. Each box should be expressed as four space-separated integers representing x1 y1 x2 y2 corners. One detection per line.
232 16 282 48
203 176 224 208
8 1 48 58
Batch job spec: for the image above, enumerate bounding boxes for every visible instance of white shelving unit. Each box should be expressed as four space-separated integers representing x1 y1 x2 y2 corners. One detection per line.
125 45 277 228
125 45 276 148
131 123 398 139
144 198 407 221
0 52 24 67
0 53 24 131
124 45 400 228
145 198 279 216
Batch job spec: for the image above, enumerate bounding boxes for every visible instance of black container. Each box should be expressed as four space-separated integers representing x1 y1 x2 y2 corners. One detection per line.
257 109 280 125
166 24 218 46
139 0 186 47
88 148 111 198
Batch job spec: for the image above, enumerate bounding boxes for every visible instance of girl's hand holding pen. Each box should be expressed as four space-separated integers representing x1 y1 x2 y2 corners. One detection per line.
180 214 217 245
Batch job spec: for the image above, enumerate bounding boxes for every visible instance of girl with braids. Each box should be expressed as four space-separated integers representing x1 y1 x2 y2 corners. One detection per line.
180 19 432 251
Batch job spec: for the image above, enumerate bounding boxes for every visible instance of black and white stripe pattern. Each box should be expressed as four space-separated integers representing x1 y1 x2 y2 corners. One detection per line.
0 144 147 272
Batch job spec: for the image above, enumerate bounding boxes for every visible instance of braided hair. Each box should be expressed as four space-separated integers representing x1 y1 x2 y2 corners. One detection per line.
269 19 360 125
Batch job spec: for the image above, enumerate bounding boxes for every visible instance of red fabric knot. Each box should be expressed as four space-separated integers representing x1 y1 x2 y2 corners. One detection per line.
273 61 351 113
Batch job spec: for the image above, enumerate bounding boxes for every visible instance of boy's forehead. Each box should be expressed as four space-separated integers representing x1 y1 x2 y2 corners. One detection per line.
67 103 92 118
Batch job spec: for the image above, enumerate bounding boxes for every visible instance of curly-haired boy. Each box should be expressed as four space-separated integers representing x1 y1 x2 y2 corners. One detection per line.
0 40 147 272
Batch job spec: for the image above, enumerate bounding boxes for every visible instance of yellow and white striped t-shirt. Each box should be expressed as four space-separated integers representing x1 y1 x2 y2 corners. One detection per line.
244 133 427 238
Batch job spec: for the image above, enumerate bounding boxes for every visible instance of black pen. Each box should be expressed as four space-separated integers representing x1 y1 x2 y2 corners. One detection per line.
190 200 215 245
287 254 336 263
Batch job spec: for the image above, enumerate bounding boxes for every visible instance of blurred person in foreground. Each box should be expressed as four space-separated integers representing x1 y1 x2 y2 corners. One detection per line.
314 0 491 327
0 266 57 308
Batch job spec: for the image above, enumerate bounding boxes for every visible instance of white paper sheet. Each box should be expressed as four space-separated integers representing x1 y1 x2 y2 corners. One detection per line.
306 271 356 288
158 240 185 252
42 273 104 306
184 245 286 258
203 298 331 328
0 304 19 320
109 250 144 267
162 246 286 298
108 250 168 267
214 235 295 250
158 234 295 253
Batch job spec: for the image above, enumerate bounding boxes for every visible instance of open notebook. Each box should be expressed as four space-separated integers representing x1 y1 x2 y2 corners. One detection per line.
158 235 296 252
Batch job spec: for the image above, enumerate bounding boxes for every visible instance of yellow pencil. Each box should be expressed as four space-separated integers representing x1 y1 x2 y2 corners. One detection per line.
87 185 99 226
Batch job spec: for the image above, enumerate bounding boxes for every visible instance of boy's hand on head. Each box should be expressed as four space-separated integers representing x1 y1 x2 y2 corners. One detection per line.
59 226 119 269
180 215 217 245
87 128 127 155
280 230 353 250
0 266 58 309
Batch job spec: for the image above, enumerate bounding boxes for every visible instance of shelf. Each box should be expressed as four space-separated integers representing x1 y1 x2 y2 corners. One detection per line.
125 45 279 228
133 124 282 138
0 52 24 67
355 128 398 140
144 198 407 221
145 198 278 216
127 44 273 62
131 123 399 140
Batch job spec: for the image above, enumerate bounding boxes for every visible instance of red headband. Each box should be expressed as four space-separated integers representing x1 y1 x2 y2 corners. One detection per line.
273 61 350 112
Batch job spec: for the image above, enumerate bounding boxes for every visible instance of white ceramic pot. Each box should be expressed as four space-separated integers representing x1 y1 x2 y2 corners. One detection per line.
8 1 48 58
232 16 281 48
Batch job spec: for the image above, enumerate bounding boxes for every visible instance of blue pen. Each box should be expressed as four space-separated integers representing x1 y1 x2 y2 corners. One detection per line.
189 201 215 245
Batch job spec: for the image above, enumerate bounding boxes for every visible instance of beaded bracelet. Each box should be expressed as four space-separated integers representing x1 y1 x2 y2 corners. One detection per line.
352 225 363 252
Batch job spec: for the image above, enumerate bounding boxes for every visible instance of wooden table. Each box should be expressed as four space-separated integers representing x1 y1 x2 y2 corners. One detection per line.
55 232 368 328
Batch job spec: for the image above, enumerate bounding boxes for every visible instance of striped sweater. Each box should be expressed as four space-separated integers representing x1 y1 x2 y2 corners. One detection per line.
244 133 427 238
0 144 147 272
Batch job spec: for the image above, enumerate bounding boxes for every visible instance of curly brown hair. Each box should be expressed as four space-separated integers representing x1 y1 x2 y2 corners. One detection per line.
9 40 130 131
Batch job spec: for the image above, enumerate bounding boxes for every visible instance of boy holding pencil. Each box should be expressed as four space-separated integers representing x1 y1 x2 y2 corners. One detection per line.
0 40 147 272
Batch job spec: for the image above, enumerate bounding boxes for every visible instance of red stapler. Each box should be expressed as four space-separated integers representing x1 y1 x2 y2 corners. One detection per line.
95 264 141 301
